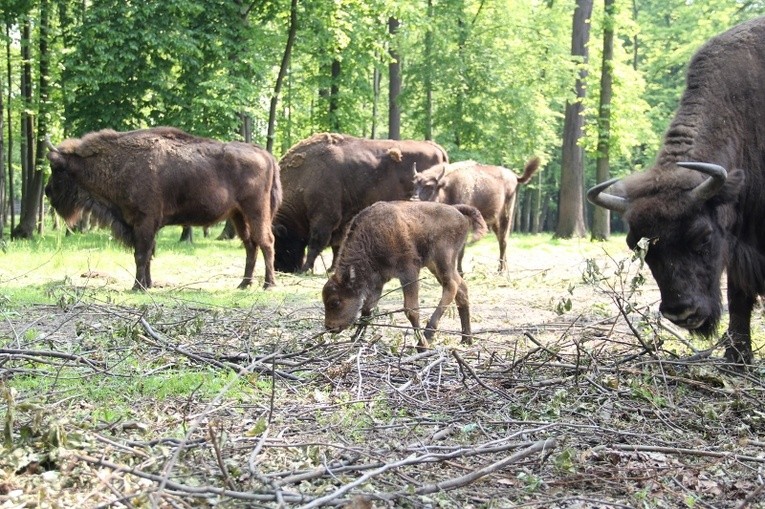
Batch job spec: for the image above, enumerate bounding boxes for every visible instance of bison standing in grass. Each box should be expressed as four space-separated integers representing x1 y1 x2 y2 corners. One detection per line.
322 201 487 350
587 16 765 365
45 127 282 290
274 133 448 274
413 157 540 273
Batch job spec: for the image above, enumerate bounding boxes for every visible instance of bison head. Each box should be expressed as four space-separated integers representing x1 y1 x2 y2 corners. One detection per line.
322 270 365 333
588 162 744 337
45 139 89 226
412 165 446 202
273 224 307 273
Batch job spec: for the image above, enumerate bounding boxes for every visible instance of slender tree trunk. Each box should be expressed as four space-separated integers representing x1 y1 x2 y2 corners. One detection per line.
592 0 615 241
13 16 40 240
555 0 593 239
329 58 341 132
532 172 542 233
5 24 13 234
423 0 434 140
266 0 298 153
0 41 4 241
388 16 401 140
371 65 380 138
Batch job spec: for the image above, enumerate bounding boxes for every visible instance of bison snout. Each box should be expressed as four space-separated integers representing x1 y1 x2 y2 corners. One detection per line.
660 302 705 330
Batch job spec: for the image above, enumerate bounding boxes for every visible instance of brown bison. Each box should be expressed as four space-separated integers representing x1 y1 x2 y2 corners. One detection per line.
322 200 487 350
45 127 281 290
412 157 540 273
274 133 448 273
587 16 765 365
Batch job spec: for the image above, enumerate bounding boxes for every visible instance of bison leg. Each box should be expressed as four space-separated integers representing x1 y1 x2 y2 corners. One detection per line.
132 233 156 291
454 277 472 345
231 209 277 289
399 273 424 349
724 286 755 365
497 216 510 274
303 214 340 273
457 245 466 276
424 277 459 344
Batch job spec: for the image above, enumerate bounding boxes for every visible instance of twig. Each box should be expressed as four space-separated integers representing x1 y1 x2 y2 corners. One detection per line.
451 350 513 400
598 444 765 463
0 348 106 370
208 422 238 491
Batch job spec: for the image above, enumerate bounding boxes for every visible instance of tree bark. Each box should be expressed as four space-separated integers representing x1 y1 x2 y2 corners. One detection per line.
423 0 434 140
329 58 341 132
555 0 593 239
266 0 298 154
5 24 13 234
591 0 615 241
388 16 401 140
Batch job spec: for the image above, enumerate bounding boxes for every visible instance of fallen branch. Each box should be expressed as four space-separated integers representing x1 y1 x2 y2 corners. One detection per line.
597 444 765 464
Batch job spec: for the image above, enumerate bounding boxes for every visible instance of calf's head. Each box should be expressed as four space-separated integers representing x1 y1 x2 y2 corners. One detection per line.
588 162 744 337
322 270 364 333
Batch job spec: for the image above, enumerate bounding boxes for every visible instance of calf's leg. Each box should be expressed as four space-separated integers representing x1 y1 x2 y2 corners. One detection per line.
230 212 258 289
424 277 459 343
400 273 424 349
454 277 472 344
132 228 156 290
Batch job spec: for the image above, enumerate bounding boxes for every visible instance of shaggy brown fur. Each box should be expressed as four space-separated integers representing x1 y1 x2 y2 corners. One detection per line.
46 127 282 290
322 201 487 350
274 133 449 273
413 157 541 273
588 16 765 364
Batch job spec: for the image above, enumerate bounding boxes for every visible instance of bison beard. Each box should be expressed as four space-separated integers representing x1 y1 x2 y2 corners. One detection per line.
587 16 765 365
322 201 487 350
45 127 281 291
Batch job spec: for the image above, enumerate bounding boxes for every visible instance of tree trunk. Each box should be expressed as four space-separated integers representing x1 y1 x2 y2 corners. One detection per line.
5 24 13 234
371 65 380 138
532 172 542 233
591 0 615 241
329 58 341 132
555 0 593 239
266 0 297 154
423 0 434 140
0 31 4 241
388 16 401 140
12 16 42 240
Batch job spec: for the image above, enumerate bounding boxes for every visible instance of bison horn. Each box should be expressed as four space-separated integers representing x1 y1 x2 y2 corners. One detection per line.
678 162 727 202
586 177 628 214
45 134 59 153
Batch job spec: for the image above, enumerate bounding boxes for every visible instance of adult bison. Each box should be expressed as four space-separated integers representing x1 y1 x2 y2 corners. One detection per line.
587 16 765 365
273 133 448 273
45 127 281 290
412 157 540 273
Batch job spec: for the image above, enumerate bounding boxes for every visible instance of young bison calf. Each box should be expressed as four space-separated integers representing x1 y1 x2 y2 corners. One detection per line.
322 201 487 349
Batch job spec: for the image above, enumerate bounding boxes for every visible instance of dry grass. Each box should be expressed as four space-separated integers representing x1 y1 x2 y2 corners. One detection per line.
0 232 763 508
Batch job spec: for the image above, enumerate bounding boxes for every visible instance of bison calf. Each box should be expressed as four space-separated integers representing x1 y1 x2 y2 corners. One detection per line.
45 127 281 290
322 201 487 349
413 157 540 273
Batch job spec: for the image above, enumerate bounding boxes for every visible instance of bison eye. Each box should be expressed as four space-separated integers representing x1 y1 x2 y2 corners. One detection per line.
328 299 341 310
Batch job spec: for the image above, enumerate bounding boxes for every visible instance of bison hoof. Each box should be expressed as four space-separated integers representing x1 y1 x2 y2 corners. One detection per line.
460 335 473 346
262 280 276 290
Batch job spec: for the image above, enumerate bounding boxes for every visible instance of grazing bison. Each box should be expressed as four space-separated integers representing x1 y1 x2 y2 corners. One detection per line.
587 16 765 364
322 201 487 350
413 157 541 273
274 133 448 273
45 127 281 290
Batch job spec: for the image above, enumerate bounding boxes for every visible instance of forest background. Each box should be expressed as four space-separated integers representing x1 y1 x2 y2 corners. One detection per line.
1 0 764 243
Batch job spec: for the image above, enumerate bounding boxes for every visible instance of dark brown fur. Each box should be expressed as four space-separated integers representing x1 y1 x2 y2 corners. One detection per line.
588 16 765 364
413 157 540 273
274 133 449 273
45 127 282 290
322 201 487 350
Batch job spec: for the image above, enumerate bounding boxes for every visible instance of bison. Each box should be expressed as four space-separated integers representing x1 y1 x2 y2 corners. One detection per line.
45 127 281 290
412 157 541 273
274 133 448 273
322 200 487 350
587 16 765 365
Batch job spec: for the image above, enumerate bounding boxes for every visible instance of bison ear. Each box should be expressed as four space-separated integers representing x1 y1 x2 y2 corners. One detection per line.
713 168 745 204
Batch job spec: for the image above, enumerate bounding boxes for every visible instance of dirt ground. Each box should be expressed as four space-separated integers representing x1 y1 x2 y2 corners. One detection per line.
1 236 764 508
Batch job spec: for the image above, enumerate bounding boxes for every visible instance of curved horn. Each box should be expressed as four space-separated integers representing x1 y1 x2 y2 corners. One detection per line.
45 134 59 153
677 161 727 202
586 177 628 213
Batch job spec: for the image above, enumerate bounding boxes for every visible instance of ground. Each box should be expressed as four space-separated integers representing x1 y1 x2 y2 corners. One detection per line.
0 233 763 508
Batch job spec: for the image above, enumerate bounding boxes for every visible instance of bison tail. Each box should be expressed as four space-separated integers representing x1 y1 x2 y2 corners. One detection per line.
517 156 541 184
454 204 488 242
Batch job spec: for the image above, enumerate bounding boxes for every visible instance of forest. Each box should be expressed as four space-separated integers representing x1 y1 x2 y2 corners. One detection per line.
1 0 764 242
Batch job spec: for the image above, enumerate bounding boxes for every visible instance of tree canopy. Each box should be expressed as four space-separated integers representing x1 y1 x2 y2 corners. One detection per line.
2 0 765 238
